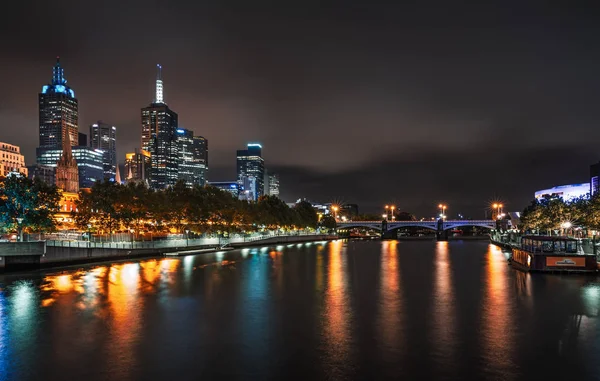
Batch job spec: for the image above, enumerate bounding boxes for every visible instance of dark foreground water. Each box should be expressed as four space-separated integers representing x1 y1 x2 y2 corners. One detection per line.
0 240 599 380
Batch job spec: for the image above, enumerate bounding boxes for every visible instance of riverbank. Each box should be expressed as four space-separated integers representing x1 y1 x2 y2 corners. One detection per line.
0 234 338 272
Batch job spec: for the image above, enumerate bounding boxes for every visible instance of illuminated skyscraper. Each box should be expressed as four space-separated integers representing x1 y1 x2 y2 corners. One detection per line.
236 143 265 200
38 57 78 152
175 129 208 187
268 172 280 197
141 64 179 189
90 121 117 181
125 149 151 183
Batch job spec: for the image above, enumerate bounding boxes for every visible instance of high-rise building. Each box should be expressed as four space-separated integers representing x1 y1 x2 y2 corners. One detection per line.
38 57 78 152
55 131 79 193
268 172 280 197
90 121 117 181
141 64 179 189
193 135 208 184
236 143 265 200
0 142 28 177
125 149 151 183
175 128 208 187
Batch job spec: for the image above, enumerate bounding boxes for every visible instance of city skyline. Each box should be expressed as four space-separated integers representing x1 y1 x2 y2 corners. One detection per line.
2 2 600 215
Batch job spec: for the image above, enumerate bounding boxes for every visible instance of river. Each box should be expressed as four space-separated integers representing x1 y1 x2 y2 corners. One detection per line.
0 240 599 380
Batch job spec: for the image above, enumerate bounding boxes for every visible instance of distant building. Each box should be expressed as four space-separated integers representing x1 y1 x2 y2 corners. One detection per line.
0 142 28 177
125 149 151 183
534 183 589 201
38 57 78 152
176 128 208 187
141 65 179 189
268 172 280 197
27 164 55 185
237 143 264 200
193 135 208 184
208 181 240 198
90 121 117 181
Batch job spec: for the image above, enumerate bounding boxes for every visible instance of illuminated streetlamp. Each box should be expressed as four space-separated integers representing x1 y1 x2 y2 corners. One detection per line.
185 229 190 246
390 205 396 221
16 217 23 242
384 205 389 221
331 206 339 221
438 204 447 219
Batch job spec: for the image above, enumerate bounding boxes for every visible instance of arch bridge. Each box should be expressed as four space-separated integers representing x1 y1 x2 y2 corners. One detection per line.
336 219 497 240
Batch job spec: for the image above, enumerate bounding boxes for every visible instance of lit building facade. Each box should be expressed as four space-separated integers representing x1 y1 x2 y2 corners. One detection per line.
175 128 208 187
208 181 240 198
193 135 208 185
0 142 28 177
141 65 179 189
90 121 117 181
267 172 280 197
236 143 264 200
534 183 590 201
38 57 78 152
125 149 151 183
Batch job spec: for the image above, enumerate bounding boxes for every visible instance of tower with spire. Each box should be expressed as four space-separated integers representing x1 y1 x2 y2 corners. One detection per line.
55 128 79 193
141 64 179 189
38 57 78 150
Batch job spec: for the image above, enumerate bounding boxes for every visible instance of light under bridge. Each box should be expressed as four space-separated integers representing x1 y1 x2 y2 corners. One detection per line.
336 219 497 240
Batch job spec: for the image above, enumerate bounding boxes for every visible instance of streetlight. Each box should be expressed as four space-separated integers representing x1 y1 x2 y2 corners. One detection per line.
384 205 389 221
382 214 388 220
331 206 339 221
16 217 23 242
390 205 396 221
185 229 190 246
561 222 572 236
438 204 446 219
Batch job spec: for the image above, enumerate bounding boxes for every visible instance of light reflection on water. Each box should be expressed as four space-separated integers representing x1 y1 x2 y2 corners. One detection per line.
0 241 597 380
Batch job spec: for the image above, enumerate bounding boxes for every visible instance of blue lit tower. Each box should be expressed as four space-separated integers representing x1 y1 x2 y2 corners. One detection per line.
236 143 265 200
141 64 179 189
38 57 78 151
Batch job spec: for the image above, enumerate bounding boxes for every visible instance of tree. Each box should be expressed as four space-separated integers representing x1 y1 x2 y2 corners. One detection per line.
294 201 318 229
320 215 337 230
395 211 417 221
0 174 61 240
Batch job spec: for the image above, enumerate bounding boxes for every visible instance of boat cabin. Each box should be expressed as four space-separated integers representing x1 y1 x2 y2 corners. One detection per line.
512 235 597 273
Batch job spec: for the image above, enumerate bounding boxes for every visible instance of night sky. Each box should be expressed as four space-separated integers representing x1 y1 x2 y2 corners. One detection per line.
2 1 600 217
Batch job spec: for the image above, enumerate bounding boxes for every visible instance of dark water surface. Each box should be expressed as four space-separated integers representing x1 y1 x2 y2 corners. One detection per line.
0 240 599 380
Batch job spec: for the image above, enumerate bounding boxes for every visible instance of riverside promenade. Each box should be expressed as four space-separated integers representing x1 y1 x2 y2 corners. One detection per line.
0 232 337 271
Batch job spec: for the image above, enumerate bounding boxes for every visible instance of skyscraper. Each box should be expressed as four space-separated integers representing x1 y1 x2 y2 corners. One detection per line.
268 172 280 197
193 135 208 184
55 131 79 193
175 129 208 187
90 121 117 181
38 57 78 151
141 64 179 189
236 143 265 200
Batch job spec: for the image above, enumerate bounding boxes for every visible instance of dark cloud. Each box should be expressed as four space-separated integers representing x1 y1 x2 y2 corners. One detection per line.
1 1 600 214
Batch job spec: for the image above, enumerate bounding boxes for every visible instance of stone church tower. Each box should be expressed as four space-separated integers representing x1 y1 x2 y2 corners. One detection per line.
55 129 79 193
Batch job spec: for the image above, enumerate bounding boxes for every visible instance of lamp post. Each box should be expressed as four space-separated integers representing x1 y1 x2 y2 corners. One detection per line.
185 229 190 246
390 205 396 221
438 204 447 220
384 205 389 221
16 217 23 242
332 206 339 221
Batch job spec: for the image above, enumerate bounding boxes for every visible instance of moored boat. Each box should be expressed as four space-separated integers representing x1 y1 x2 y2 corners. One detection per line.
511 235 597 273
